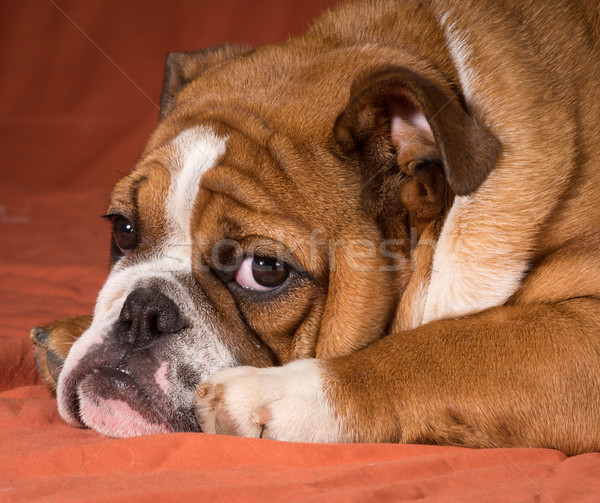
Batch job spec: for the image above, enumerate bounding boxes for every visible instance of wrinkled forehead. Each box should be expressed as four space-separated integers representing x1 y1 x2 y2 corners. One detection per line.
110 115 361 235
107 44 385 218
107 126 227 243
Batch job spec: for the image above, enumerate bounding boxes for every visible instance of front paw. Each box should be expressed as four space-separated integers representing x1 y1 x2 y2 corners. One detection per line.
194 359 343 443
30 315 91 391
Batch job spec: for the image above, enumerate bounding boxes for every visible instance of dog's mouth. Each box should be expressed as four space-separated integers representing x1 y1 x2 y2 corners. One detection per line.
61 360 202 437
77 367 174 437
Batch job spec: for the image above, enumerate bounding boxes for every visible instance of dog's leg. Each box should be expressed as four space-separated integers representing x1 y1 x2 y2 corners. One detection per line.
30 315 91 392
195 298 600 454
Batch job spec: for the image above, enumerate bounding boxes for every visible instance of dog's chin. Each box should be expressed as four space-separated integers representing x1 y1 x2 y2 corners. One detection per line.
75 368 172 437
64 367 201 438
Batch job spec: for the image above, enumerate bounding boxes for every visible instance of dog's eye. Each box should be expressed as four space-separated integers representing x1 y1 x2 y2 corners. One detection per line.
110 216 137 255
235 256 289 291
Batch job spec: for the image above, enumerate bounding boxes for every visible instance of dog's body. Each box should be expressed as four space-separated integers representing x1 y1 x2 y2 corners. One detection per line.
32 0 600 454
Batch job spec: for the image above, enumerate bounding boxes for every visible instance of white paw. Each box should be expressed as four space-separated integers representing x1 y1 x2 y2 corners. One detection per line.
194 359 343 442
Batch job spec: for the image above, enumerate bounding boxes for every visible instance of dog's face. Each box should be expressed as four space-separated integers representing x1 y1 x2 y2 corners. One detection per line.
56 42 498 437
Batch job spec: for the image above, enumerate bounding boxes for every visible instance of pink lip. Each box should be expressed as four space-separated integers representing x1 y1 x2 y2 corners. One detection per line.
76 367 174 437
154 361 172 395
60 353 202 435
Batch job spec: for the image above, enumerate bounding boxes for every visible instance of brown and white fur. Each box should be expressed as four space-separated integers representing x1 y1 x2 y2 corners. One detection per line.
32 0 600 454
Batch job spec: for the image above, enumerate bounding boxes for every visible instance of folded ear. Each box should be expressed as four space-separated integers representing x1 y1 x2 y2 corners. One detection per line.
159 44 253 120
335 67 500 197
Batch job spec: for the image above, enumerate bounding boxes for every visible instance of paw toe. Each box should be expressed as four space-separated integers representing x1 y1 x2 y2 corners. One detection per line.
194 379 266 438
30 325 68 391
194 383 219 434
194 382 243 435
30 326 50 347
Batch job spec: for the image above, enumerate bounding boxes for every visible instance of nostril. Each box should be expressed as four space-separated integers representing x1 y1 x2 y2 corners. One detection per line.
142 308 160 336
117 288 185 347
155 308 185 334
119 302 133 324
148 312 159 334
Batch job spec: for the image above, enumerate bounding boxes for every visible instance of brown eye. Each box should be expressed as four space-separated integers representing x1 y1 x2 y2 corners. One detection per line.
252 256 288 287
110 216 137 254
235 256 289 291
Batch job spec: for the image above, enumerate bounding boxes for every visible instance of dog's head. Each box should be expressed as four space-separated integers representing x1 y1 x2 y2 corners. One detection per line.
57 41 498 437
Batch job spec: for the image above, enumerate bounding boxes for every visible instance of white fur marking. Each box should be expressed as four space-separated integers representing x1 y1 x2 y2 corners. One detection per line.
416 14 526 323
422 196 526 323
57 127 237 430
169 127 227 244
197 360 344 442
440 16 480 107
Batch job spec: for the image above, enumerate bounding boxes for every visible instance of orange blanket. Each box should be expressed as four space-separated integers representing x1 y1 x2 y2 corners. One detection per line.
2 1 599 501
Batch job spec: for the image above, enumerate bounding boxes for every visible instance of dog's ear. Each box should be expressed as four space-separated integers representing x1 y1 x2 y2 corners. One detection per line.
160 44 253 120
335 67 500 197
313 68 501 359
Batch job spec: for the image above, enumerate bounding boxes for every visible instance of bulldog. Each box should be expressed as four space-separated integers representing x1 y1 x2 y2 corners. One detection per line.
32 0 600 454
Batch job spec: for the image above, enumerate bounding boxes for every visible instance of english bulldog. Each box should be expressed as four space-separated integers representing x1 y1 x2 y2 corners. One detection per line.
32 0 600 455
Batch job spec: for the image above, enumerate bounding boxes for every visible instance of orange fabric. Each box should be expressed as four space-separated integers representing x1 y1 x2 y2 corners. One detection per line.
1 1 600 501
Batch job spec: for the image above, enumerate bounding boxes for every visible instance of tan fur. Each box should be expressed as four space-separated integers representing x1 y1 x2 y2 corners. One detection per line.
35 0 600 452
324 298 600 455
31 316 90 391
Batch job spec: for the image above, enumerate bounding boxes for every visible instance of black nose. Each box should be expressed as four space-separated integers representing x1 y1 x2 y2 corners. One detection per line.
117 288 185 347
